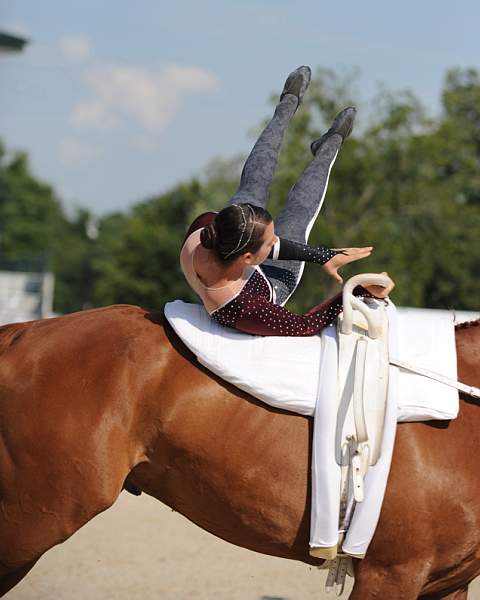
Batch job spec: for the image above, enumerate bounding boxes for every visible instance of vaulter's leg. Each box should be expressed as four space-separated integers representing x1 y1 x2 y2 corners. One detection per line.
261 107 356 306
226 66 311 209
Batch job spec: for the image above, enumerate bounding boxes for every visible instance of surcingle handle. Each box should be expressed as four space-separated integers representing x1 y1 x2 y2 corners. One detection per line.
341 273 393 337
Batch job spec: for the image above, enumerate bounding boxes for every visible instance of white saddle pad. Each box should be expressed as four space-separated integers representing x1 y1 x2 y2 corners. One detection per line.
164 300 459 422
394 307 459 421
164 299 321 416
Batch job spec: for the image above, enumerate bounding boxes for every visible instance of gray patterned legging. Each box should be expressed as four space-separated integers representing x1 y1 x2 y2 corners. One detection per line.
226 94 342 306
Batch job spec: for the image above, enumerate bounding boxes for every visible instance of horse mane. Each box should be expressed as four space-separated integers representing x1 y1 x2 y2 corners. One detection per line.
455 318 480 331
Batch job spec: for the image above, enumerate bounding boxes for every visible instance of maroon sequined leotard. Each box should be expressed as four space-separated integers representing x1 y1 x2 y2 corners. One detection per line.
181 212 371 337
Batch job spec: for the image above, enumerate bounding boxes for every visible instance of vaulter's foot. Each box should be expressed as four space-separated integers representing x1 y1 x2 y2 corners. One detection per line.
310 107 356 155
280 65 311 108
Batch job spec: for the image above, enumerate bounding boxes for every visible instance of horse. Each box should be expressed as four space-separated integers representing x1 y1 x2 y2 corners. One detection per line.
0 303 479 599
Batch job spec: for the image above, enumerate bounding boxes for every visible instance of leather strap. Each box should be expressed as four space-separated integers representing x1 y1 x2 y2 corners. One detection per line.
389 357 480 400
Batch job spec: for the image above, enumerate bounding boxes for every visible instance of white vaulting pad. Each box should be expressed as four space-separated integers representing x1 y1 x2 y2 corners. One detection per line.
164 300 322 416
395 307 459 421
164 300 459 422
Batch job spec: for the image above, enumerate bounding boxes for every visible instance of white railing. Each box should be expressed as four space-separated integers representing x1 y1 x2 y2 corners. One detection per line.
0 270 55 325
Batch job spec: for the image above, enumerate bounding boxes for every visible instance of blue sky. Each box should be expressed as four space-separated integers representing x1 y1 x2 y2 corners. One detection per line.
1 1 478 216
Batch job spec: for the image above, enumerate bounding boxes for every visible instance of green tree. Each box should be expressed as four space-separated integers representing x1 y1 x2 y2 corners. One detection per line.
2 65 479 316
0 142 98 313
93 180 209 308
0 143 65 261
51 208 98 313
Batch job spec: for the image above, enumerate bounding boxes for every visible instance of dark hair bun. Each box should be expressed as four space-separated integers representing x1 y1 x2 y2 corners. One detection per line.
200 223 218 249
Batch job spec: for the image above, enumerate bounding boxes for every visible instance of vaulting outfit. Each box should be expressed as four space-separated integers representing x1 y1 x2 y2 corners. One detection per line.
180 85 369 336
181 211 370 336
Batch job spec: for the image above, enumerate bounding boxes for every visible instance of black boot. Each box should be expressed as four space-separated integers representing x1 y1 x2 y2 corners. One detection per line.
280 65 311 107
310 107 356 155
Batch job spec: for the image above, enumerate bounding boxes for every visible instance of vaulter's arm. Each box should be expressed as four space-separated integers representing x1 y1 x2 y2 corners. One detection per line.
266 237 345 265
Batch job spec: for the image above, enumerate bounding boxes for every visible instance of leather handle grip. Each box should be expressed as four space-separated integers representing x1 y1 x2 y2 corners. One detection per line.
341 273 393 337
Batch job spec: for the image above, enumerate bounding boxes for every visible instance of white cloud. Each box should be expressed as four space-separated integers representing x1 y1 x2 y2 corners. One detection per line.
59 139 101 167
3 20 32 38
59 35 92 63
71 62 220 133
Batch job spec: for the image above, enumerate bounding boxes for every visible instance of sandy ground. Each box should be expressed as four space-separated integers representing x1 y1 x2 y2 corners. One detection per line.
8 492 480 600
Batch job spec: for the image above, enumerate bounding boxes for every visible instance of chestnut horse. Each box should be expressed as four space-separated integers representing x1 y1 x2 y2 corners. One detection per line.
0 304 479 599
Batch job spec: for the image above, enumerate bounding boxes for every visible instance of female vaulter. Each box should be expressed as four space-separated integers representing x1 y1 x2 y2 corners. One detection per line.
180 65 394 337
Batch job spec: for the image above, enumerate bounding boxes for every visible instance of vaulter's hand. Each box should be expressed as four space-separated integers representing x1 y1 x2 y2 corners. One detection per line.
322 247 373 284
364 272 396 298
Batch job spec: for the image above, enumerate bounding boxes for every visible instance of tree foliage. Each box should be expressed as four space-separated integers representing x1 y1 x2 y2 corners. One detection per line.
1 66 479 315
0 144 97 312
